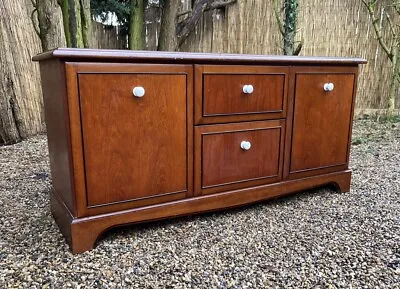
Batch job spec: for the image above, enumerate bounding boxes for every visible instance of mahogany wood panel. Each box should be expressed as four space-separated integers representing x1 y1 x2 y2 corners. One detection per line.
203 74 284 115
195 120 285 195
39 59 76 215
202 127 280 186
290 72 355 174
79 73 188 206
195 65 289 124
51 170 352 253
65 63 193 216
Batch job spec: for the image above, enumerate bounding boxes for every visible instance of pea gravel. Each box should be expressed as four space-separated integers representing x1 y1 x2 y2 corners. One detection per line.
0 119 399 289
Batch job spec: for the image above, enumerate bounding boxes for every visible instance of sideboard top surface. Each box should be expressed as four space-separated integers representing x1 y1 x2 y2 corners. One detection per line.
33 48 367 65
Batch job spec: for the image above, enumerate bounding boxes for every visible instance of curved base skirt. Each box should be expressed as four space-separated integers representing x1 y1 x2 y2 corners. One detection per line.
51 170 352 254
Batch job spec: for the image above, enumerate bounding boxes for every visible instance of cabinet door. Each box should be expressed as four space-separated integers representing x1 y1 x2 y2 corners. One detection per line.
66 63 193 214
289 70 356 177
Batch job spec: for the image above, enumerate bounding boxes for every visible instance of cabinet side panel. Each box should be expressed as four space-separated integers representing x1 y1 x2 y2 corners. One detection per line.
39 59 75 215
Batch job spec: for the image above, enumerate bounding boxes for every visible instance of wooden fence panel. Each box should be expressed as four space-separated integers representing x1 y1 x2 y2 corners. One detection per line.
91 21 127 49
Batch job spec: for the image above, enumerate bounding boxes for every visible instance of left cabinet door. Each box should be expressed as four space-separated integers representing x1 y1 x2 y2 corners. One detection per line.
66 63 193 215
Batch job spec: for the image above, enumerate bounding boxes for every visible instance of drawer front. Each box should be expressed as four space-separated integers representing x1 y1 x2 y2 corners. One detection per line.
289 71 355 176
65 63 193 215
195 120 285 195
195 65 288 124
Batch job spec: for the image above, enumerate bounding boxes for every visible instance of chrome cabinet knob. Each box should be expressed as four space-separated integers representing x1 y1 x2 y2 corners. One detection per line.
323 83 334 92
243 84 254 94
240 141 251 151
133 86 145 97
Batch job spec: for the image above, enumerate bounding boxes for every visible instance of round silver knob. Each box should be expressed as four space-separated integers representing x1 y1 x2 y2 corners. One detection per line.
243 85 254 94
240 141 251 151
133 86 145 97
323 83 334 92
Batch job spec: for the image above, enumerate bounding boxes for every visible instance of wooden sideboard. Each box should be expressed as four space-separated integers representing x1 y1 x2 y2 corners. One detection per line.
33 48 366 253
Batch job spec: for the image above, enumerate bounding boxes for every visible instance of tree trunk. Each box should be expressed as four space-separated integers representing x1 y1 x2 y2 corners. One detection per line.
129 0 144 50
60 0 71 46
158 0 180 51
388 46 399 116
62 0 92 47
0 0 44 145
68 0 83 47
283 0 298 55
80 0 92 48
36 0 66 51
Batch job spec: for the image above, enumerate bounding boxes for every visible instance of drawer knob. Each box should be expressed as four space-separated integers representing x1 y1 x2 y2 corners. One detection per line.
323 83 334 92
133 86 145 97
243 84 254 94
240 141 252 151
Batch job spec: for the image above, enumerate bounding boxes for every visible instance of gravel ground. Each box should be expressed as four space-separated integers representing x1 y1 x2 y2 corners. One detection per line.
0 119 399 288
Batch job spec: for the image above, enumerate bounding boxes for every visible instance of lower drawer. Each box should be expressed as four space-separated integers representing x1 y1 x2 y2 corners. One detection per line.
194 120 285 195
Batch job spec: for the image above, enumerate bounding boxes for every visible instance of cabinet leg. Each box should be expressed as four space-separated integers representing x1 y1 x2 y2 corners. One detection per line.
70 223 102 254
50 191 107 254
332 171 352 193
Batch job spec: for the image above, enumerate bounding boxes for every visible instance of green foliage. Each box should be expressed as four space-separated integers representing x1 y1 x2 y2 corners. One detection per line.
90 0 130 35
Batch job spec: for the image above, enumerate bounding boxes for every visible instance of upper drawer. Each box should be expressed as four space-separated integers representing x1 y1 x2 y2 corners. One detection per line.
195 65 289 124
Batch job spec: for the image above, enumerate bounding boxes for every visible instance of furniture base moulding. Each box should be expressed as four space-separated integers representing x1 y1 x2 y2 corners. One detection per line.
51 170 352 254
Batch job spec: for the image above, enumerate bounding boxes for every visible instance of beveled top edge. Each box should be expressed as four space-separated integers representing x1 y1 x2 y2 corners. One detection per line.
32 48 367 64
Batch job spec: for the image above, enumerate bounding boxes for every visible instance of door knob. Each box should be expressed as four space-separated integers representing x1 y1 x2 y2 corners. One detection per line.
243 85 254 94
133 86 145 97
240 141 252 151
323 83 334 92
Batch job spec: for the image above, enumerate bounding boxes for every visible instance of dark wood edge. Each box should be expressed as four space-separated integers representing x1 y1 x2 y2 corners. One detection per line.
50 189 73 246
282 66 295 180
32 48 367 65
288 164 349 180
346 69 359 166
195 112 286 125
65 169 352 253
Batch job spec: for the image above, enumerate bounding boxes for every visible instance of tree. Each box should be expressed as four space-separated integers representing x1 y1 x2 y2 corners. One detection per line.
31 0 66 51
59 0 93 47
362 0 399 116
273 0 302 56
129 0 144 49
158 0 237 51
90 0 130 38
0 0 45 144
90 0 145 50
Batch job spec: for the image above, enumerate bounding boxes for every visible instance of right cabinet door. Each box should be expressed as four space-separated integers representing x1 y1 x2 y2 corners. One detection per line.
289 68 357 178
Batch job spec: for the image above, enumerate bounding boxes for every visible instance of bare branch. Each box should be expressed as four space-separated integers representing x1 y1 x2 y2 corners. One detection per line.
362 0 393 61
207 0 236 10
31 9 40 37
274 0 284 36
30 0 37 8
385 12 396 40
176 9 192 18
178 0 235 22
176 0 237 48
294 38 303 56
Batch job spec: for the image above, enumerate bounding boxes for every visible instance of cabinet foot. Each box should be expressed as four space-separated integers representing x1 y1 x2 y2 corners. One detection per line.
50 191 103 254
332 172 352 193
